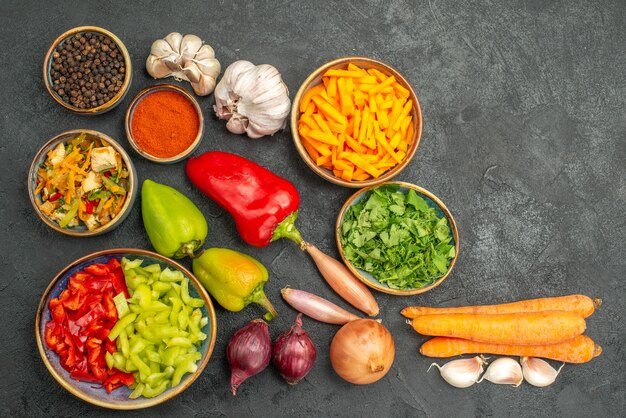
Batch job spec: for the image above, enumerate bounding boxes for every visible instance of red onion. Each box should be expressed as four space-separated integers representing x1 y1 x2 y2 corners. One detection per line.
227 319 272 395
272 314 316 385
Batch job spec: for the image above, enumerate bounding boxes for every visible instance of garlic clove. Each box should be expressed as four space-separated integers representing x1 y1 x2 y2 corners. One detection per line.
182 64 202 83
193 44 216 61
194 58 221 79
428 356 486 388
150 39 174 58
164 32 183 53
521 357 564 387
191 75 217 97
161 53 184 73
478 357 524 386
180 34 203 62
146 55 173 79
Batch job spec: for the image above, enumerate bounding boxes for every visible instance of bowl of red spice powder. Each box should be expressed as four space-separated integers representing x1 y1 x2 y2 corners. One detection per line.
125 84 204 163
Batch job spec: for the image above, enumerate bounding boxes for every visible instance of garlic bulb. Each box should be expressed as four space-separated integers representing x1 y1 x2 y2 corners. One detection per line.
478 357 524 386
521 357 564 387
428 356 487 388
146 32 220 96
214 60 291 138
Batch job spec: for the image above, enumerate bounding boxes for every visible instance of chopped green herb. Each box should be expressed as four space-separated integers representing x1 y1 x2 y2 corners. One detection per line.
339 184 455 289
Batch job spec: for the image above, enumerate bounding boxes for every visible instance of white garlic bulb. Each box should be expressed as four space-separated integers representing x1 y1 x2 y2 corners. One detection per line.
478 357 524 386
145 32 220 96
428 356 487 388
521 357 564 387
213 60 291 138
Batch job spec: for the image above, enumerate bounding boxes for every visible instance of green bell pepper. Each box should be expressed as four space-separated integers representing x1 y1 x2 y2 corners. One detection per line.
141 179 208 259
192 248 278 320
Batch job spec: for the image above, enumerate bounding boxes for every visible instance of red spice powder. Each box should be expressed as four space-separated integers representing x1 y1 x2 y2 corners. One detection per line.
131 90 199 158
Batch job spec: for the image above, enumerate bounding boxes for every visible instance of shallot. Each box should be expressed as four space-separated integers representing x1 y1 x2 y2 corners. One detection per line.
281 288 361 324
272 314 317 385
226 319 272 395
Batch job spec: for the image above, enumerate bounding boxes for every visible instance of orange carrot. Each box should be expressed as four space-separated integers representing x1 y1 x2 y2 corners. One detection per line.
409 311 586 345
419 335 602 364
401 295 602 319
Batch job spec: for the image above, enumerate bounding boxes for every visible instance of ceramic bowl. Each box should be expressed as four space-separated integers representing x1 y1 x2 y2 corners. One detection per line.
291 57 423 188
35 248 217 410
335 181 459 295
28 129 137 237
124 84 204 164
43 26 132 115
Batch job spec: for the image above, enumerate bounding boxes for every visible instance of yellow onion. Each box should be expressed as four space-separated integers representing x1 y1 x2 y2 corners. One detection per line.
330 319 395 384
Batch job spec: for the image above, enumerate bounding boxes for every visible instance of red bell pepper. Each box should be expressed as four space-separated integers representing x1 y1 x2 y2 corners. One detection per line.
186 151 305 248
45 260 133 391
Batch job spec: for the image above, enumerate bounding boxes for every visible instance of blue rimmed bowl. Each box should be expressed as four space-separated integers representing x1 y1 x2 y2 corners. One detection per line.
335 181 459 295
35 248 217 410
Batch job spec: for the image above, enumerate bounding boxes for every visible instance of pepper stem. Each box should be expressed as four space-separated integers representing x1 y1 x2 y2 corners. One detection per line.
246 283 278 321
271 211 306 250
176 241 203 259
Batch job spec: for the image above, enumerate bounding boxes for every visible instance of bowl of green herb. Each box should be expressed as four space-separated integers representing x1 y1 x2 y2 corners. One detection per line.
336 182 459 295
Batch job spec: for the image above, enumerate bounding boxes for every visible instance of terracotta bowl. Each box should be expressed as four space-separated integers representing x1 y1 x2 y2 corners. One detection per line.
124 84 204 164
35 248 217 409
336 181 459 295
291 57 423 188
43 26 132 115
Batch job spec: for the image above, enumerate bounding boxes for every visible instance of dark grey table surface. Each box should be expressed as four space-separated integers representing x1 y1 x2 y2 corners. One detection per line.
1 0 624 417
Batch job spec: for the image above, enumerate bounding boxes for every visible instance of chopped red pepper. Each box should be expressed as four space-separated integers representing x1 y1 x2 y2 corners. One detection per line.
44 260 133 391
85 200 95 214
48 192 62 202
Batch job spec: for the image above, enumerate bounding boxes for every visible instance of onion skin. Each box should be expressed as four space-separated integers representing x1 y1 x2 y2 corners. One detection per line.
281 288 361 324
227 319 272 395
305 243 379 316
272 314 317 384
330 319 395 384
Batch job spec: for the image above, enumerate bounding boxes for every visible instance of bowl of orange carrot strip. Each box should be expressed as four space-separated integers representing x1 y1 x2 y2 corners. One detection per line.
28 129 137 236
291 57 422 187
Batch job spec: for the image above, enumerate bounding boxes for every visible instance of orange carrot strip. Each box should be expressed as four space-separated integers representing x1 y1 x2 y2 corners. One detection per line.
369 75 396 95
324 69 365 78
392 100 413 131
410 311 586 346
345 135 367 154
327 77 338 97
392 82 410 99
420 336 602 364
341 153 382 178
312 114 332 134
301 137 321 161
340 165 354 182
300 84 325 113
312 96 348 126
307 130 339 146
353 109 361 139
401 295 602 319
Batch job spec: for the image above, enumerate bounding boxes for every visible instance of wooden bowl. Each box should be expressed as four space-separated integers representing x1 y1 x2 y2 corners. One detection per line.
35 248 217 410
125 84 204 164
28 129 137 237
335 181 459 295
291 57 423 188
43 26 132 115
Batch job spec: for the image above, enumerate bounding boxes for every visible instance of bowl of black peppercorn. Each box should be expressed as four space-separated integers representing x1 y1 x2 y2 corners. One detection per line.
43 26 132 115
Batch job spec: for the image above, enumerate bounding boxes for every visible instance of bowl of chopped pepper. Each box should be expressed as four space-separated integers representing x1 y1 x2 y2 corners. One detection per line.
336 182 459 295
35 248 217 410
28 129 137 236
291 57 423 188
